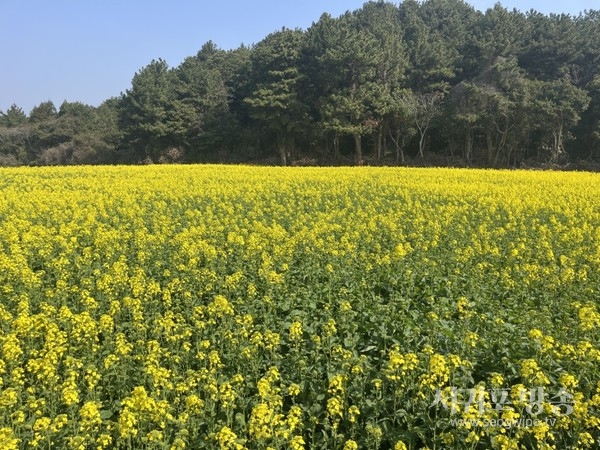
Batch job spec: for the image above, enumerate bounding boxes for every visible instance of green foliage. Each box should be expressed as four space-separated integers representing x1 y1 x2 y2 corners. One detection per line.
5 1 600 166
29 101 57 124
118 59 176 162
245 28 308 164
0 104 27 127
529 78 590 162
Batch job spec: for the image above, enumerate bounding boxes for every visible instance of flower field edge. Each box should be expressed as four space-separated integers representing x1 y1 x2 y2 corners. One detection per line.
0 165 599 449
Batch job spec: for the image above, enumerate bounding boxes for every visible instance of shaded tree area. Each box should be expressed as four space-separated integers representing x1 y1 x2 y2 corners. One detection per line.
1 0 599 167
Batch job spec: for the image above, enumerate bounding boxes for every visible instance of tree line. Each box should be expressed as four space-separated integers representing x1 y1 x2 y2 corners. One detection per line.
1 0 599 167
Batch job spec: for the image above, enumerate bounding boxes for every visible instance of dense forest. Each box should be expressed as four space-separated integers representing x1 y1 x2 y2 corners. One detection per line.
1 0 600 167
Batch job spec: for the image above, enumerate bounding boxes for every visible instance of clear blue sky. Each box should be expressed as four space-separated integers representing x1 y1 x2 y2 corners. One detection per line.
0 0 595 114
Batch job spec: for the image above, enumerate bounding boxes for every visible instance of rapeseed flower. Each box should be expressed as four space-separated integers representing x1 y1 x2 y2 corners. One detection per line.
1 165 600 449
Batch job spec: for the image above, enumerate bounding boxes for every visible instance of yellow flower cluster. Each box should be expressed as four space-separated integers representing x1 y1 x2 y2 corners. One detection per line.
0 165 599 448
385 346 418 384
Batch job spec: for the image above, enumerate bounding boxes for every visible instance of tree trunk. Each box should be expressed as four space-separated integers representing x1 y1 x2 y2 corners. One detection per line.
418 131 426 159
333 135 340 161
464 126 473 162
279 147 287 166
277 133 287 166
504 146 513 167
392 129 404 165
551 124 564 163
486 128 494 165
383 130 388 161
354 134 363 165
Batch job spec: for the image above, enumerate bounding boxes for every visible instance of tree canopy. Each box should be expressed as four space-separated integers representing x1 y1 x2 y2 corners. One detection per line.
1 0 599 167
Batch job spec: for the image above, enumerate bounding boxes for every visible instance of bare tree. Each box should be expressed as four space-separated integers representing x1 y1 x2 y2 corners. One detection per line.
401 92 444 159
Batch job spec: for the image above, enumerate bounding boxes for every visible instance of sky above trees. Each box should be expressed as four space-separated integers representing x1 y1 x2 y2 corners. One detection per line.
2 0 598 168
0 0 594 114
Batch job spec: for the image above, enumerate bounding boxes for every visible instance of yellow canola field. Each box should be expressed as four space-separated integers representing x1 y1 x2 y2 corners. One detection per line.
0 165 599 449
